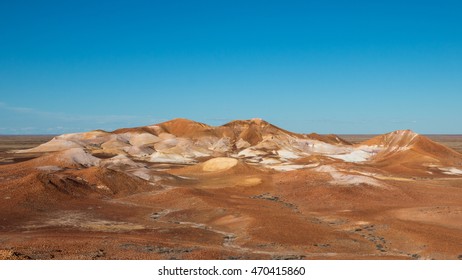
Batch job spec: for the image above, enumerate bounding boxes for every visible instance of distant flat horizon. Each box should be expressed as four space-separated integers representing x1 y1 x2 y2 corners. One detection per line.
1 1 461 134
1 118 462 136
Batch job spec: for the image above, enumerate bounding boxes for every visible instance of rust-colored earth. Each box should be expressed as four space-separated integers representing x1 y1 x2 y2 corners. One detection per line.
1 119 462 260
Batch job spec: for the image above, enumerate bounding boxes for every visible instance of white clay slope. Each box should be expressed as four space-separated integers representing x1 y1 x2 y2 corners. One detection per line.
14 119 462 177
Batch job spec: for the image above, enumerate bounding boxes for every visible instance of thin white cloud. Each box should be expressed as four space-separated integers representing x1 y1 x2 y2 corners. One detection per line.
0 102 38 114
0 101 143 124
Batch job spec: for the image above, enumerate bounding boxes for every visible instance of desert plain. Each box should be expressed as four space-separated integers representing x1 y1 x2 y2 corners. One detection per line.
0 119 462 260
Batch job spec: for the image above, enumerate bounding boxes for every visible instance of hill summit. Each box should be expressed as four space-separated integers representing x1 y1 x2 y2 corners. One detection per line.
16 118 462 174
2 118 462 260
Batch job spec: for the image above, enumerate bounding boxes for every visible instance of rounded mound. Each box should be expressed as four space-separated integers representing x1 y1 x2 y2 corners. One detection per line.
202 157 238 172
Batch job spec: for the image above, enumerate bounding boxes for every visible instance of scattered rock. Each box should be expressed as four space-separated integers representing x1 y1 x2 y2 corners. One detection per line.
0 250 32 260
272 255 305 260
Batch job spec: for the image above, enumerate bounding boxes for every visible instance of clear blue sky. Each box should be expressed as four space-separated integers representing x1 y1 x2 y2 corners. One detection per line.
1 0 461 134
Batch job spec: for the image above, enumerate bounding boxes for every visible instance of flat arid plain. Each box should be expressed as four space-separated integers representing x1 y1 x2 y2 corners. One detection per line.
1 119 462 260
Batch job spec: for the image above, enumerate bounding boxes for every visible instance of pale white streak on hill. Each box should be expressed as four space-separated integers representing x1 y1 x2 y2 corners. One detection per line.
15 119 462 179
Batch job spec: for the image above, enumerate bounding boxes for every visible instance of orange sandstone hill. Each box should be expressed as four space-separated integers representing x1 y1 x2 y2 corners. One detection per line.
1 118 462 260
362 130 462 175
12 118 462 176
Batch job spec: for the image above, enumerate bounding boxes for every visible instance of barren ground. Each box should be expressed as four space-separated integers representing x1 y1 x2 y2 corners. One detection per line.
1 134 462 260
